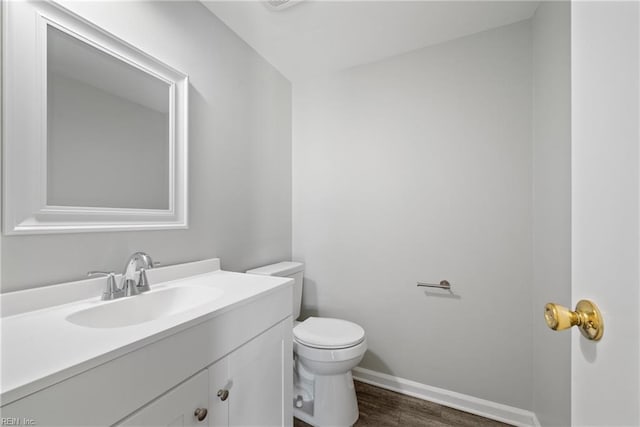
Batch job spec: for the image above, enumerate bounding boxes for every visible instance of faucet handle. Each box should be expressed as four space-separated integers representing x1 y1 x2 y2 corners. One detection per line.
137 268 151 292
88 270 112 277
88 271 124 301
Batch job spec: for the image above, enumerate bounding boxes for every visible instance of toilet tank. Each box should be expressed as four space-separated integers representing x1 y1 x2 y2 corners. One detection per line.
246 262 304 320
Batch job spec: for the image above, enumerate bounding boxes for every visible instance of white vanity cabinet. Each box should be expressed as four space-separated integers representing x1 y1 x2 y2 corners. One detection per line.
117 320 293 427
0 265 294 427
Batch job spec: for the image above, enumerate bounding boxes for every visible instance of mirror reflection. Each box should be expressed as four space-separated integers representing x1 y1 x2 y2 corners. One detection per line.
47 25 171 210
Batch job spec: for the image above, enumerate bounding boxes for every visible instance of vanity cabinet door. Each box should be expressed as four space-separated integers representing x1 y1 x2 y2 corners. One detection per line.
117 370 209 427
227 320 292 427
208 356 230 427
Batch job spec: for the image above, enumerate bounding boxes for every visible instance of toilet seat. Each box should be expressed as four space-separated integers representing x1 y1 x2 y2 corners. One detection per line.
294 338 367 363
293 317 365 349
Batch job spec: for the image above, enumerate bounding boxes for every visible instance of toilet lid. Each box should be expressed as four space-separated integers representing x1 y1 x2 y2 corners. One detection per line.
293 317 365 349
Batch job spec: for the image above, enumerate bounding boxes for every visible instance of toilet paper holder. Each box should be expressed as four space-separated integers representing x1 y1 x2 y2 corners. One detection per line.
416 280 451 290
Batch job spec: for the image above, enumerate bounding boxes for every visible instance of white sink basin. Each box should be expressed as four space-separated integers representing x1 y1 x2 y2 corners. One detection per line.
66 286 224 328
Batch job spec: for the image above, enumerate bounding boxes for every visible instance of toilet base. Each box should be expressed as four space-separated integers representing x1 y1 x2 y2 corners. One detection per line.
293 370 360 427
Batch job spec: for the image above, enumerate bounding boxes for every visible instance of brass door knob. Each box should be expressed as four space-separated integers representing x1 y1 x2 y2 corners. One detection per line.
544 300 604 341
217 389 229 401
194 408 208 422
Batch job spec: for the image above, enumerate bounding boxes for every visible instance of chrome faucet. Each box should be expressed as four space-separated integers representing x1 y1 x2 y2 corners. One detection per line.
121 252 155 296
87 252 156 300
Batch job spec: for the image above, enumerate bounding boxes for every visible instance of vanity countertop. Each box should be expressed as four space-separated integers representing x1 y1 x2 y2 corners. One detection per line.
0 259 293 406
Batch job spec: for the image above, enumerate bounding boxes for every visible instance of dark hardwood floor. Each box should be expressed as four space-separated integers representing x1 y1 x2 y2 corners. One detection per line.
294 381 513 427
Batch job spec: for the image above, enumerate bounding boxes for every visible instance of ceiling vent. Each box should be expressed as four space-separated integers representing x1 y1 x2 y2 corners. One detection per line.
264 0 305 11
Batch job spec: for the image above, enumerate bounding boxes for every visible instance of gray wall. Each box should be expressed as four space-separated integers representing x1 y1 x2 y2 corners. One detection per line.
293 21 533 409
531 2 571 426
1 1 292 292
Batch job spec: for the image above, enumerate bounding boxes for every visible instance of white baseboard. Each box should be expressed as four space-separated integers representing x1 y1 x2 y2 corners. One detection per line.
352 367 540 427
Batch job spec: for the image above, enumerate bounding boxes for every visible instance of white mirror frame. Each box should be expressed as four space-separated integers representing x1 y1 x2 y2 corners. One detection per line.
2 1 189 235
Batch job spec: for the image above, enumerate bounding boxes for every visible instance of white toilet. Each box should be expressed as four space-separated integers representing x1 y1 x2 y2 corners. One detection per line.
247 262 367 427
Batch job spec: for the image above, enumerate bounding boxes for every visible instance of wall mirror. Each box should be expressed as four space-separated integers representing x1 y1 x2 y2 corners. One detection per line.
3 1 189 234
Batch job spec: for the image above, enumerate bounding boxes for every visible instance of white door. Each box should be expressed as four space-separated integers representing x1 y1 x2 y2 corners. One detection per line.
571 1 640 425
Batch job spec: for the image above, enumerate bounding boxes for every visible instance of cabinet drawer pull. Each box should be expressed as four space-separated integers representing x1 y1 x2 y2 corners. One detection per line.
194 408 208 421
217 389 230 401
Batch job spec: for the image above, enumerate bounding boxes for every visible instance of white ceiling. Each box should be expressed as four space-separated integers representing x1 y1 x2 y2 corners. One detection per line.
202 1 540 82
